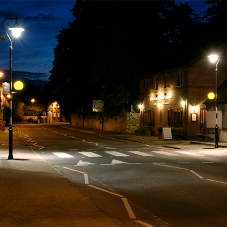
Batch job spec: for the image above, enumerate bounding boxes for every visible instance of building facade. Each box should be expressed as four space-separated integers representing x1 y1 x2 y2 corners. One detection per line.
140 41 227 140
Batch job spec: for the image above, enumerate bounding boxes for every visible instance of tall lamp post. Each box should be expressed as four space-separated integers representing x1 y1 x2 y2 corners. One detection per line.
208 54 219 148
2 16 24 159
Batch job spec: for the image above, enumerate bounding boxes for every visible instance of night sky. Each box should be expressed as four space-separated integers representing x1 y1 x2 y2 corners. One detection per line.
0 0 209 89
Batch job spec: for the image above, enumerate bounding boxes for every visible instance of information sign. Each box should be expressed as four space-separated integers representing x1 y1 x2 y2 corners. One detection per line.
162 127 172 140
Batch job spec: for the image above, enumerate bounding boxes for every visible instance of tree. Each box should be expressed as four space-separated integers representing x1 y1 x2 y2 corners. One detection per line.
49 0 203 117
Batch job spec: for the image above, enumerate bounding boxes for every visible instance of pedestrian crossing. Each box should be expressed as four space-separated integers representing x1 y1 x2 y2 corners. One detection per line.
51 149 227 159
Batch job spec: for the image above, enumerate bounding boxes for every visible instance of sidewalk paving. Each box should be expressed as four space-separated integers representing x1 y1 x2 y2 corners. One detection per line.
0 130 123 227
71 126 227 148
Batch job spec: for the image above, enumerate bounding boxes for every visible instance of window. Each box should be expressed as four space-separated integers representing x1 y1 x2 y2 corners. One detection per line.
177 71 183 86
143 79 148 91
165 74 170 88
154 76 158 90
222 110 227 129
143 110 155 127
168 108 183 128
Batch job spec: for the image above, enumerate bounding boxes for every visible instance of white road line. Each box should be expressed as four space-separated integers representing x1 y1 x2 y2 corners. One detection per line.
88 185 124 197
153 163 188 171
52 152 74 158
128 151 154 157
206 179 227 185
63 167 89 184
152 151 179 156
78 152 102 157
105 151 129 157
122 198 136 219
134 220 155 227
189 170 203 179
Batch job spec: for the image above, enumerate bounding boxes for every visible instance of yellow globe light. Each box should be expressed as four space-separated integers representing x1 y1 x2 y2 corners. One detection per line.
208 92 215 100
14 81 24 90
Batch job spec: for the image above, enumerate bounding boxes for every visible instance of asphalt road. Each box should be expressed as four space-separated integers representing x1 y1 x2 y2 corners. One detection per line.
16 123 227 227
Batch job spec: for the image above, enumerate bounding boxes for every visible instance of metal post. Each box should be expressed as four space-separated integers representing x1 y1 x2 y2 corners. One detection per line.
215 62 218 148
2 18 15 159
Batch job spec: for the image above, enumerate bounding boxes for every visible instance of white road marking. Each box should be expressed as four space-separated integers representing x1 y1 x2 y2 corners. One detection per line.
75 160 95 166
52 152 74 158
206 179 227 185
78 152 102 157
101 159 141 165
152 151 179 156
190 170 203 179
63 167 89 184
88 185 124 197
174 151 203 156
122 198 136 219
105 151 129 157
134 220 155 227
128 151 154 157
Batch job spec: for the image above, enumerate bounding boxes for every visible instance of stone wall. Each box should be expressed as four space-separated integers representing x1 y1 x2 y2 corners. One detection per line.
126 112 140 134
70 112 140 134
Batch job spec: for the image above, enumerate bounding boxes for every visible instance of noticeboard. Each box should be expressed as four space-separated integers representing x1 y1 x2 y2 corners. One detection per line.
93 100 104 112
3 82 10 94
162 127 172 140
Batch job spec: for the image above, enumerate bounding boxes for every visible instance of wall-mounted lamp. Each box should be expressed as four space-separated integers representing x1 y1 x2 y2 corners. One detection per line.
138 104 143 109
181 101 186 106
191 106 197 113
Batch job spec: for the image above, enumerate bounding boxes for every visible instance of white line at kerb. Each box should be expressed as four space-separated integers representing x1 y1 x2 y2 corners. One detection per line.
134 220 155 227
63 167 89 184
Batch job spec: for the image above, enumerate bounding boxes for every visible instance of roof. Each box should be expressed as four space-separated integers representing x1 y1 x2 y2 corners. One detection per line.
204 78 227 105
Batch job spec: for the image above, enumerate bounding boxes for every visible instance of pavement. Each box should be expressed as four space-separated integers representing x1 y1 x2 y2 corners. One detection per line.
0 124 226 227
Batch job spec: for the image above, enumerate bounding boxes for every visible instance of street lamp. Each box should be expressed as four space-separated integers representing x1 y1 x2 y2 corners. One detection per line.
2 16 24 159
31 99 35 105
208 54 219 148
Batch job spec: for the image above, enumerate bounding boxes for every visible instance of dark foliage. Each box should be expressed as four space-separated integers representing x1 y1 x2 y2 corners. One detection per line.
48 0 225 117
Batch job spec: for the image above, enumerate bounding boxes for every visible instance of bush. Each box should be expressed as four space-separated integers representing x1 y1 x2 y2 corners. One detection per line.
136 126 150 131
171 127 178 133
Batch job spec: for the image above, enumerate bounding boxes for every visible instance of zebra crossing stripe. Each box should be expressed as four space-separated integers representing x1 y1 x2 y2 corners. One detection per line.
52 152 74 158
174 151 204 156
105 151 129 157
128 151 154 157
79 152 102 157
152 151 179 156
